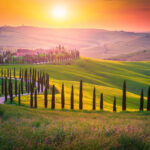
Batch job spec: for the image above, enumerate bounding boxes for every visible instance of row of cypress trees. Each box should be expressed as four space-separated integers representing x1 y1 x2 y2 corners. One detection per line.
0 67 49 105
1 68 150 112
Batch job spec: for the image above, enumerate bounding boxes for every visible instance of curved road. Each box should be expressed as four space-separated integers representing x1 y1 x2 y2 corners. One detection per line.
0 77 44 104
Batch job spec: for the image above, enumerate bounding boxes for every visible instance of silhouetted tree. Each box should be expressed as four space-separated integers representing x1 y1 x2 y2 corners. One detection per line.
79 80 83 110
1 78 4 95
18 84 21 105
15 78 17 96
14 67 16 78
10 80 13 104
51 85 55 109
140 89 144 111
61 83 65 109
44 86 48 108
30 84 33 108
35 89 37 108
71 85 74 110
147 87 150 111
5 77 7 102
100 93 103 110
93 87 96 110
122 80 126 111
21 77 23 95
113 97 116 112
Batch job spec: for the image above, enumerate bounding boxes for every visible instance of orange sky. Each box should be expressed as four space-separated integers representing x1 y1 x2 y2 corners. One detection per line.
0 0 150 32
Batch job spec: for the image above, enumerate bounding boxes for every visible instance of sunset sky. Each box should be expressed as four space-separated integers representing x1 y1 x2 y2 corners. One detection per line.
0 0 150 32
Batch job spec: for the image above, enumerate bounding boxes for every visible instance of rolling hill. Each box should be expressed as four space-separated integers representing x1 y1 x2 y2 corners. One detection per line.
1 57 150 111
108 49 150 61
1 26 150 59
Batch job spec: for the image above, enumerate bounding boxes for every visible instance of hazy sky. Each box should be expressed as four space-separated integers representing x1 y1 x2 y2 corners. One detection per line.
0 0 150 32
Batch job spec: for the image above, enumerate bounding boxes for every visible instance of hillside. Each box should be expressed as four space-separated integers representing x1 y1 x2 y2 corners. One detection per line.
1 57 150 111
108 50 150 61
1 26 150 59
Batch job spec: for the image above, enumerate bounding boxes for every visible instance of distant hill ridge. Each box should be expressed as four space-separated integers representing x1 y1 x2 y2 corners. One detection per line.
108 49 150 61
0 26 150 60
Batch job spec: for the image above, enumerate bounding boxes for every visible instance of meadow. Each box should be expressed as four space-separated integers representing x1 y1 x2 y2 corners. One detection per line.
1 57 150 150
0 104 150 150
1 57 150 111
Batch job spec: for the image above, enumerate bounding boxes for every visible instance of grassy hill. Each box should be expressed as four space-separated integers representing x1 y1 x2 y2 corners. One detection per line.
1 57 150 111
1 58 150 149
108 49 150 61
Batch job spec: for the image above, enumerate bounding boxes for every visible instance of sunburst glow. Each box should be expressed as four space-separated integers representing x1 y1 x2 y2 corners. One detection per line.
52 5 67 19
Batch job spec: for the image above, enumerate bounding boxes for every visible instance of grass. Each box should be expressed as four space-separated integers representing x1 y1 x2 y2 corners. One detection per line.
1 57 150 149
0 104 150 150
1 57 150 111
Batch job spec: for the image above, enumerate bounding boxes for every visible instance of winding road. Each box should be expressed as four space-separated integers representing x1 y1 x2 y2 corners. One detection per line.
0 77 44 104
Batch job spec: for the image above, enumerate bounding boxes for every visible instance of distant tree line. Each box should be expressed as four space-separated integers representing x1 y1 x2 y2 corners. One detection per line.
0 47 80 64
0 68 150 112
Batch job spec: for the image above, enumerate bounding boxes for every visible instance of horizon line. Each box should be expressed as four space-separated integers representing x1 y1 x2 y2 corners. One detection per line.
0 25 150 33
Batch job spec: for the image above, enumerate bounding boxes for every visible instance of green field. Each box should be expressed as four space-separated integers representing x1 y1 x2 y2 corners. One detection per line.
1 57 150 111
1 57 150 149
0 104 150 150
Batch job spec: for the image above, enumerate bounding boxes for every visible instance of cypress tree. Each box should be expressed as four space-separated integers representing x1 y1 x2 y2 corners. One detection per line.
10 81 13 104
38 72 40 93
1 78 4 95
5 77 7 102
61 83 65 109
21 77 23 95
44 86 48 108
147 87 150 111
140 89 144 111
18 84 21 105
30 84 33 108
122 80 126 111
93 87 96 110
113 97 116 112
15 78 17 96
19 68 21 79
8 77 11 95
51 85 55 109
27 81 30 94
14 67 15 78
79 80 83 110
100 93 103 110
71 85 74 110
35 89 37 108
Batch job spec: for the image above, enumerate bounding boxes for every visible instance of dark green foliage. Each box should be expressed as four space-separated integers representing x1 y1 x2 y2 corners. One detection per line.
1 77 4 95
10 80 13 104
44 86 48 108
122 80 126 111
21 77 23 95
147 87 150 111
140 89 144 111
15 78 17 96
18 84 21 105
79 80 83 110
61 83 65 109
30 83 33 108
35 89 37 108
100 93 103 110
93 87 96 110
51 85 55 109
71 85 74 110
5 77 7 102
14 67 15 78
113 97 116 112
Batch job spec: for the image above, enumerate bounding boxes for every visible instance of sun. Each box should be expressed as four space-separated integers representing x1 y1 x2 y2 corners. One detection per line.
52 5 67 19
